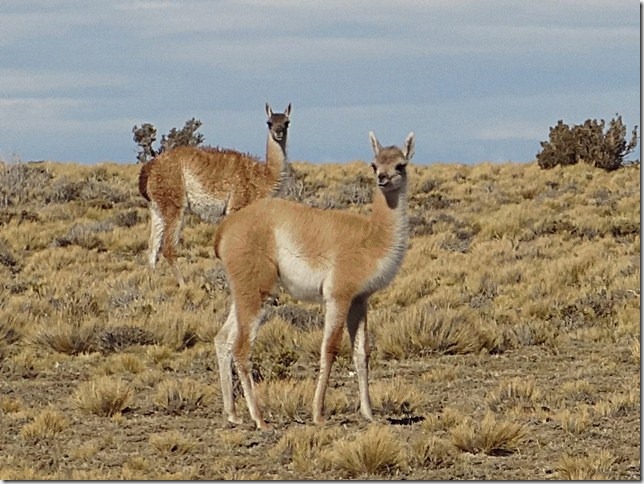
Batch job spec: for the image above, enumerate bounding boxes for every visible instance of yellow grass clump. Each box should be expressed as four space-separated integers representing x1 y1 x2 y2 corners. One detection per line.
20 408 69 440
72 376 133 417
451 412 527 455
325 425 403 478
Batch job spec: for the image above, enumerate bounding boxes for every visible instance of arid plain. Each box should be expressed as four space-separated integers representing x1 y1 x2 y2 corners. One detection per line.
0 158 640 479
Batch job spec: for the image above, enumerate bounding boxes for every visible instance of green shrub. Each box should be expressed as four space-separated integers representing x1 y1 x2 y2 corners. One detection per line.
537 114 638 171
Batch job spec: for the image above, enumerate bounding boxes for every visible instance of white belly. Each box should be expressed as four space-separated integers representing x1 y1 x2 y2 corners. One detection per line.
275 230 327 303
184 171 227 223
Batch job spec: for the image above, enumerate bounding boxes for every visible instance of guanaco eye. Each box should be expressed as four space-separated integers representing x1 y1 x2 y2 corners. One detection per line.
284 121 290 127
371 163 377 172
395 163 406 172
267 121 273 128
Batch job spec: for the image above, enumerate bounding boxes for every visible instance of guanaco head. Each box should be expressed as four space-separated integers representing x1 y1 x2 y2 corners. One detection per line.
368 131 415 192
265 103 292 143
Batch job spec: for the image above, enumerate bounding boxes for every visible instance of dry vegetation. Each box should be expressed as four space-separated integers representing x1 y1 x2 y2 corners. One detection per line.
0 158 640 479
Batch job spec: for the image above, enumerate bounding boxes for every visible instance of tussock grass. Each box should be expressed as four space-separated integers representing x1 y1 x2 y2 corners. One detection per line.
72 376 133 416
451 412 526 455
0 396 24 414
121 456 153 480
594 387 639 419
30 320 100 355
374 305 504 359
153 378 215 415
296 327 352 362
259 378 352 421
253 317 300 380
326 425 403 477
68 439 103 461
96 353 146 375
149 430 196 455
485 377 542 412
270 425 342 473
556 450 616 480
370 379 426 415
97 325 157 353
628 337 640 364
20 408 69 440
555 406 593 434
149 316 200 351
422 407 466 433
408 435 457 469
259 378 314 421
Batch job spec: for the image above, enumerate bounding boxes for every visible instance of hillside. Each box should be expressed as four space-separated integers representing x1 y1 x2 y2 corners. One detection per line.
0 159 640 479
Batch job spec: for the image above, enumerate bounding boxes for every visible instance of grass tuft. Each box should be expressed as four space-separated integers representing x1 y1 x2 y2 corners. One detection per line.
30 321 99 355
20 408 69 440
486 377 542 412
409 435 457 469
375 305 504 359
270 425 342 474
555 450 616 480
370 379 426 415
72 376 134 416
149 430 196 455
153 378 214 415
451 412 526 455
326 425 403 477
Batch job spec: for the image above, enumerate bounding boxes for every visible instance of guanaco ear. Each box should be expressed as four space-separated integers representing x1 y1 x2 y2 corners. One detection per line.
369 131 382 156
265 103 273 118
402 132 415 161
284 103 292 117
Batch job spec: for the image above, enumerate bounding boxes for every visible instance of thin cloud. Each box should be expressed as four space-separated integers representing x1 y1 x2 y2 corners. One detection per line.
0 69 128 94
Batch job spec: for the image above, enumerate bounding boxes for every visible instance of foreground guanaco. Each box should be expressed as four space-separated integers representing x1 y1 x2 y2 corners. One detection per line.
139 103 291 286
213 131 415 429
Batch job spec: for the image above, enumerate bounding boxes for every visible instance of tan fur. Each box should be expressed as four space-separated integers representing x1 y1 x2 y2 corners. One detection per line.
214 131 415 429
140 103 292 286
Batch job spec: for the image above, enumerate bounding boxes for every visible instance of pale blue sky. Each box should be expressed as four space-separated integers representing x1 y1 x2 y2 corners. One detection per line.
0 0 639 165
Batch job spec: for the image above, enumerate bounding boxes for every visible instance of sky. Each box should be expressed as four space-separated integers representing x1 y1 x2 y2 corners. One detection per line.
0 0 639 165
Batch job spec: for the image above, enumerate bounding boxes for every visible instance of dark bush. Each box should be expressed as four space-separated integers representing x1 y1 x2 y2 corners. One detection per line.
98 325 157 353
132 123 157 164
133 118 205 164
537 114 638 171
160 118 205 152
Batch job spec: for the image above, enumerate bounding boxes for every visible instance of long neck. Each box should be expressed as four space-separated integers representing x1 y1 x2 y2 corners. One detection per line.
369 179 409 254
266 133 288 194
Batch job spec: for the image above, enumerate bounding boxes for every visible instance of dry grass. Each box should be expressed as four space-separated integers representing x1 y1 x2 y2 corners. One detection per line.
408 435 458 469
20 408 69 440
0 159 639 479
149 430 196 455
270 425 343 474
485 377 542 413
325 425 404 478
370 379 426 415
72 376 134 416
556 450 617 480
153 377 215 414
451 412 527 455
30 320 100 355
